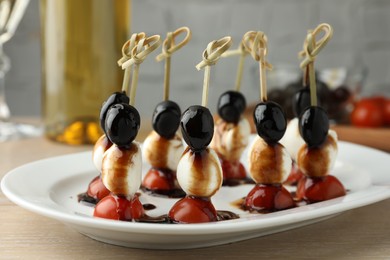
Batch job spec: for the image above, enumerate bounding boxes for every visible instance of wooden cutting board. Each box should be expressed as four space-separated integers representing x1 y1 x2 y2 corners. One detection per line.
331 125 390 153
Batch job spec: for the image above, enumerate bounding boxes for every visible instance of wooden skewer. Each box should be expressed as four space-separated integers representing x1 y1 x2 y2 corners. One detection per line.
222 41 248 92
121 34 162 106
117 32 146 95
196 36 232 107
243 31 272 102
155 27 192 101
299 23 333 106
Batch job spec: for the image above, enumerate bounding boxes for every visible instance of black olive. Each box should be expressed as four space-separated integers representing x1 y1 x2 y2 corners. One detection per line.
331 86 351 103
293 88 311 117
285 80 303 99
181 105 214 152
100 91 130 133
105 103 140 147
152 100 181 139
253 101 287 144
317 80 331 112
284 81 304 119
299 106 329 148
268 88 286 108
217 91 246 124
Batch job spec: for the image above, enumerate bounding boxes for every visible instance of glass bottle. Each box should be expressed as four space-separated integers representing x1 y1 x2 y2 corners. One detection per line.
40 0 130 144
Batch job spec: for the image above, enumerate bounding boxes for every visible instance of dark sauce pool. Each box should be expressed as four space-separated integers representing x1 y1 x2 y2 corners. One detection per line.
136 210 239 224
140 187 186 198
78 192 98 205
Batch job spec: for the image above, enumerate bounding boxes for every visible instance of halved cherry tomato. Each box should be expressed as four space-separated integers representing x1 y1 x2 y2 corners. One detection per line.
221 159 247 180
244 184 295 212
369 96 386 106
384 99 390 126
296 175 346 203
169 196 217 223
142 168 174 191
94 194 144 221
87 176 110 201
351 98 384 127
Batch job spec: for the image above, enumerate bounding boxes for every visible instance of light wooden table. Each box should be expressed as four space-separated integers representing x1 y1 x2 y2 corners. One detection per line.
1 134 390 259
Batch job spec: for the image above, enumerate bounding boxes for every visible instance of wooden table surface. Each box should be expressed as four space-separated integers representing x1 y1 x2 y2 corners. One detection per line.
1 130 390 259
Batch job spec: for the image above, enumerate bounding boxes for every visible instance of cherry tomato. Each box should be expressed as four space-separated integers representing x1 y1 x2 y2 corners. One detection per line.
351 98 384 127
244 184 295 212
221 159 247 180
87 176 110 201
94 194 144 221
384 99 390 126
369 96 386 106
169 196 217 223
142 168 173 191
296 175 346 203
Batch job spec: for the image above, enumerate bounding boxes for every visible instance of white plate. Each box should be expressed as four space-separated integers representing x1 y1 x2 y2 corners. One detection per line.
2 140 390 249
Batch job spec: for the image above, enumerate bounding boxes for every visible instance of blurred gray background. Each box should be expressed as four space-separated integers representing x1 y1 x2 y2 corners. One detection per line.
4 0 390 118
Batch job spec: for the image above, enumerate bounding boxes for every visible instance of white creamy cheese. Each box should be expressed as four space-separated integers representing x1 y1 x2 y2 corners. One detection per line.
142 131 183 171
101 142 142 197
176 147 223 197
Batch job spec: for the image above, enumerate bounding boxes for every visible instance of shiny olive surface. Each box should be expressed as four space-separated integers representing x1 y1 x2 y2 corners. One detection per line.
181 105 214 152
152 100 181 139
299 106 329 148
253 101 287 144
217 91 246 124
105 103 140 147
100 91 130 132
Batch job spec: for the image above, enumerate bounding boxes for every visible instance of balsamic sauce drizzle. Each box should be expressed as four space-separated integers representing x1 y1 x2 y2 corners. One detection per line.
77 180 348 222
77 191 239 224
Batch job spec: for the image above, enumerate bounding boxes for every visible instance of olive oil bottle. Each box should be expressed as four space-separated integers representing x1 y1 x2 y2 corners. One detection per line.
40 0 130 145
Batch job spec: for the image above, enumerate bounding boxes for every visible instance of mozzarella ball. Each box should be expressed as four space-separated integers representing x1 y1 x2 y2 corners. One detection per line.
248 136 292 184
142 131 183 171
210 117 251 161
279 118 305 162
101 142 142 197
176 147 223 197
297 130 338 178
92 134 112 172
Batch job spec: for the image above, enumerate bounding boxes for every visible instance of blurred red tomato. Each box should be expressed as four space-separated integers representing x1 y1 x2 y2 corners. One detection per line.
351 98 384 127
384 99 390 125
369 96 386 106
